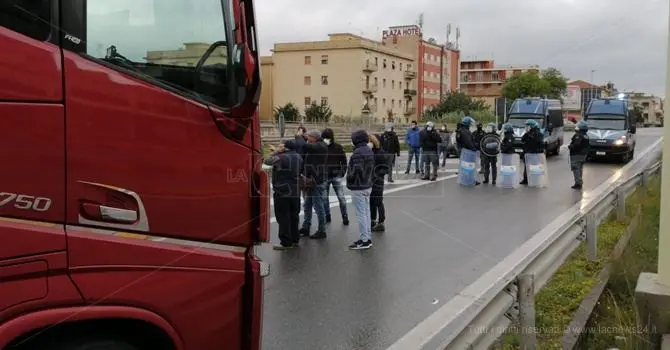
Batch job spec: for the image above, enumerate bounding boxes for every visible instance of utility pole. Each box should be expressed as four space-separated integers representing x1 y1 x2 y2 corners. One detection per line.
439 44 445 101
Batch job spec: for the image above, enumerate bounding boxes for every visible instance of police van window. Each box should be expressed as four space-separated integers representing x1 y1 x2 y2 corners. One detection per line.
0 0 51 41
85 0 235 108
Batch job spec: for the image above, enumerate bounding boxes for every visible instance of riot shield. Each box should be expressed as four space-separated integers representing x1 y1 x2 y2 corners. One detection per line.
497 153 521 189
458 148 479 187
524 152 549 188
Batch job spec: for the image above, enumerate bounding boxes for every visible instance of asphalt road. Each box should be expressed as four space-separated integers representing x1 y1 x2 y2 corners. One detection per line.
259 129 662 350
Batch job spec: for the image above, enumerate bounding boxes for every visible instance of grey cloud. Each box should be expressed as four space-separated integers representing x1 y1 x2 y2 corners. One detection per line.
257 0 668 95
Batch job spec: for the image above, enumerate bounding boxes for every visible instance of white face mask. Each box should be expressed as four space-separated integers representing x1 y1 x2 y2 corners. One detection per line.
367 142 373 149
323 138 331 145
427 127 432 131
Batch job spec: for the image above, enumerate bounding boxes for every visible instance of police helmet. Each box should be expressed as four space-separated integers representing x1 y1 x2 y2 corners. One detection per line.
577 120 588 131
426 121 435 128
525 119 539 128
461 116 475 126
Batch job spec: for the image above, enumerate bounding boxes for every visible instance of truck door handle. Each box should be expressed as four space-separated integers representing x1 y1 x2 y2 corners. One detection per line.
81 203 138 224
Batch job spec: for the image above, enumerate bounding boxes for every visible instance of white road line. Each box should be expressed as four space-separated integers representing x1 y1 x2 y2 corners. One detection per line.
269 174 458 223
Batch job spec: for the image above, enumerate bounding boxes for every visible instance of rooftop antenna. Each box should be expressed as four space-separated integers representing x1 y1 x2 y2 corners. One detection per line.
455 26 460 49
418 13 424 30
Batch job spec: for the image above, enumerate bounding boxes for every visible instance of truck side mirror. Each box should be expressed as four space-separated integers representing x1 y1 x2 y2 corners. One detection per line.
630 125 637 134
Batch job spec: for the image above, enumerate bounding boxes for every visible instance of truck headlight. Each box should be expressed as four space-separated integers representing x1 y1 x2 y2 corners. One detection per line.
613 139 624 146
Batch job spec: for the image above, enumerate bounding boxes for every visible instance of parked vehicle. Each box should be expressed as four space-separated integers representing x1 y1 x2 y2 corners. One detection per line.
0 0 266 349
584 98 637 163
505 98 565 156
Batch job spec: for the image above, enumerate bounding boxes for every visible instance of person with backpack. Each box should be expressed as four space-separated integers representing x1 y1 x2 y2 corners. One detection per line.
380 123 400 183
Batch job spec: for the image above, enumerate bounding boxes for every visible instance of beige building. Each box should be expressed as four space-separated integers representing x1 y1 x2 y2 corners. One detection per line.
267 33 416 123
145 42 227 65
627 92 664 126
260 56 274 121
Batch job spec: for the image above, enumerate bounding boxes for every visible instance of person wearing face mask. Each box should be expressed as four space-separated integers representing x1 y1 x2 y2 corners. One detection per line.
379 123 400 183
498 123 521 188
419 121 441 181
480 122 500 184
369 134 390 232
568 120 590 190
472 122 486 174
438 125 450 167
321 128 349 225
457 116 480 186
405 121 422 174
520 119 546 186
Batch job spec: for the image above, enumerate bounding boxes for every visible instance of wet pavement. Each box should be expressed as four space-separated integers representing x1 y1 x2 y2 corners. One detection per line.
258 129 662 350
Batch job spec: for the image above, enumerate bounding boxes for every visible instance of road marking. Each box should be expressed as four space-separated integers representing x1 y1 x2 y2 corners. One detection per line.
270 174 459 223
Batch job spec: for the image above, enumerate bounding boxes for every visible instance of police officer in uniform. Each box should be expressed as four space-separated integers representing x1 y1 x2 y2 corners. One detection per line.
520 119 544 185
568 120 590 190
480 122 500 184
472 122 485 174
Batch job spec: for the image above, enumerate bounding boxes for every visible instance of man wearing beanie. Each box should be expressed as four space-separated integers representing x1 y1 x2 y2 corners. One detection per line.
321 128 349 225
347 129 375 250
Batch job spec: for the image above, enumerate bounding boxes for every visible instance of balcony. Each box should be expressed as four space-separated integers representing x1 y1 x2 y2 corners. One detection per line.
363 62 378 73
403 89 417 98
404 70 416 80
404 107 417 116
362 84 378 94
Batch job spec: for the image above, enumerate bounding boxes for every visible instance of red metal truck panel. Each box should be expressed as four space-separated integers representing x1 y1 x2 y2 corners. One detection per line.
0 103 65 224
0 28 61 101
62 52 255 246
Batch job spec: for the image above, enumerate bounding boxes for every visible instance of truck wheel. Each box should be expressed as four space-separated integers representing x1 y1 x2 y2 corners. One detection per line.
36 337 139 350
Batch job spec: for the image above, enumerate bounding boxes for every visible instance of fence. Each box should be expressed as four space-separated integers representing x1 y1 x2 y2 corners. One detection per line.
387 138 663 350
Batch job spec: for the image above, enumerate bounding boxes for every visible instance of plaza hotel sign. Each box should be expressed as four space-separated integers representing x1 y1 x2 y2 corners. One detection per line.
382 26 421 38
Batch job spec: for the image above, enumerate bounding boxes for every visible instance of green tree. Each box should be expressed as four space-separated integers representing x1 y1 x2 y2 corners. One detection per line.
423 91 488 118
304 103 332 123
541 67 568 99
273 103 300 122
501 71 552 100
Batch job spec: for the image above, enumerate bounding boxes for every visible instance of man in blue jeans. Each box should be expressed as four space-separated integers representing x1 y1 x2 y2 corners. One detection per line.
347 130 375 250
298 131 329 239
321 128 349 225
405 121 422 174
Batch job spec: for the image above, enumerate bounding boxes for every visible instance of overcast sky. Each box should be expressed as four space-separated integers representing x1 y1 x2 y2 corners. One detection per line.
255 0 669 96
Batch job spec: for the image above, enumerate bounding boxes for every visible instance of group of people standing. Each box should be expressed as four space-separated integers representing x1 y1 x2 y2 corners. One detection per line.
264 125 400 251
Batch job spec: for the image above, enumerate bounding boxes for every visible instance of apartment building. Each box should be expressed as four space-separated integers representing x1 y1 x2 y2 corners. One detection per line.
264 33 415 123
145 42 227 65
568 80 604 113
460 60 539 108
627 92 664 126
259 56 274 121
381 25 460 114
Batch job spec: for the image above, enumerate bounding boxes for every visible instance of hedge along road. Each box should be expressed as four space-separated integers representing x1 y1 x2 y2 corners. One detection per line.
257 128 662 350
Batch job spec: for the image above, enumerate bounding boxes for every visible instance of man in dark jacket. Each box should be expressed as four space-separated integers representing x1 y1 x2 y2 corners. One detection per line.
520 119 545 185
347 130 375 250
264 140 302 250
370 134 390 232
379 123 400 183
298 130 329 238
500 124 516 154
459 116 480 186
568 120 590 190
480 122 500 184
438 125 450 167
473 122 485 174
405 121 422 174
321 128 349 225
294 126 307 158
419 121 442 181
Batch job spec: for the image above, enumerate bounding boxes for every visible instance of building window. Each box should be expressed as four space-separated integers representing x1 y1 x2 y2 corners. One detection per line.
407 63 412 70
399 63 403 71
392 80 395 89
392 61 396 70
304 56 311 65
383 79 386 88
304 97 311 105
399 100 403 108
476 72 483 81
383 59 387 68
321 97 328 106
374 97 378 107
321 55 328 64
374 77 378 85
304 76 311 85
382 98 386 107
375 57 378 65
492 72 500 81
461 72 468 82
321 76 328 85
392 99 395 108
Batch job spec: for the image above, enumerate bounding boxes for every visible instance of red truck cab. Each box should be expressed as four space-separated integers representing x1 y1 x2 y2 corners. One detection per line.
0 0 267 349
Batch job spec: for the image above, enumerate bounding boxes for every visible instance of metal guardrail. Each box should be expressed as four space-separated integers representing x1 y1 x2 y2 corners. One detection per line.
387 138 663 350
